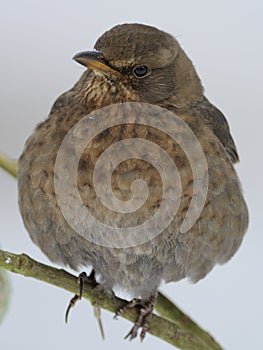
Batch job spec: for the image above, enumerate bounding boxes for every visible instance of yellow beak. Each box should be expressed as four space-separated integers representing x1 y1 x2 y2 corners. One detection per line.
73 51 122 77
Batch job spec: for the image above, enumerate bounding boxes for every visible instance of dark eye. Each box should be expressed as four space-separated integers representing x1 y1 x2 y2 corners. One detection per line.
133 65 148 78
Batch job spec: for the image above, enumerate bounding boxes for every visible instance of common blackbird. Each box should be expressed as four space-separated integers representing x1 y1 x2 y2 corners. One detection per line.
18 23 248 340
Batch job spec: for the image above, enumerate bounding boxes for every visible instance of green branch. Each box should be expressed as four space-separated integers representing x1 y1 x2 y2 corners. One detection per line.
0 250 223 350
0 152 17 178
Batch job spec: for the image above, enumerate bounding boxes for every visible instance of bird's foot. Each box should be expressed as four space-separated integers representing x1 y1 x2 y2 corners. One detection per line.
115 295 156 341
65 270 97 322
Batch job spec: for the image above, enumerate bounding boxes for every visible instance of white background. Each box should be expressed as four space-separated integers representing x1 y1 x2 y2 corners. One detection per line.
0 1 262 349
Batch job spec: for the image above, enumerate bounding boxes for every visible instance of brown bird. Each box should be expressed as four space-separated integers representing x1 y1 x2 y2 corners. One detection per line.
18 23 248 340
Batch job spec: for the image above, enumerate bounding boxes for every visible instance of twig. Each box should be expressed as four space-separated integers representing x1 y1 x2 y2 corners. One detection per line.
0 152 17 178
0 250 223 350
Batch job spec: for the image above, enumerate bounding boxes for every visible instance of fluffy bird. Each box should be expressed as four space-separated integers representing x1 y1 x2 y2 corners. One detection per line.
18 23 248 339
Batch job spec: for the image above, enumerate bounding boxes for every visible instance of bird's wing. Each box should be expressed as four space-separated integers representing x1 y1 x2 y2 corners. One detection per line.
49 70 94 116
49 90 76 115
197 97 239 163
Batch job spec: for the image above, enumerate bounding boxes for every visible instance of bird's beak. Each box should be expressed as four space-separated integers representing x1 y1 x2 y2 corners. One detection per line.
73 51 122 77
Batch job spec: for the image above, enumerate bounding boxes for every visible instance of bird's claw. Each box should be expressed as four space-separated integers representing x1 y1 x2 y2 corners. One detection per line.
115 296 156 341
65 270 96 323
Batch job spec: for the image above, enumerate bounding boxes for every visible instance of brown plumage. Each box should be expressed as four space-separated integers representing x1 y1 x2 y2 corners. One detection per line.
18 23 248 340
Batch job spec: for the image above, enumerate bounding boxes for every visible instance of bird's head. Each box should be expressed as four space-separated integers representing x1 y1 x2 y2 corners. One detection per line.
73 23 204 106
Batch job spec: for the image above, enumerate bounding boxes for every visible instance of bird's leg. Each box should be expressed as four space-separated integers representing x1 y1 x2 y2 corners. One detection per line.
65 270 97 322
115 295 156 341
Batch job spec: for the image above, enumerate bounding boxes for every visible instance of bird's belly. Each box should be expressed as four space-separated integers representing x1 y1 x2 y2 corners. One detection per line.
17 117 248 293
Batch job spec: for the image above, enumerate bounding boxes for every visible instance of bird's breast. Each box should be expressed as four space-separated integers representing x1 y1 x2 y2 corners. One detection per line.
17 102 248 282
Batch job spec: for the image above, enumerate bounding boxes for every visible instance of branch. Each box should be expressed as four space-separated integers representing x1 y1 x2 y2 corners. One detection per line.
0 250 223 350
0 268 11 324
0 152 17 177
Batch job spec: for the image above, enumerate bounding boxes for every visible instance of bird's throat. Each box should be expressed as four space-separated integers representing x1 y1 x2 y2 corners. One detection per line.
79 74 139 109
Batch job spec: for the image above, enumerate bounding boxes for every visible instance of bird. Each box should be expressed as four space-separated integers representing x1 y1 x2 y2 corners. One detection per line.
17 23 248 340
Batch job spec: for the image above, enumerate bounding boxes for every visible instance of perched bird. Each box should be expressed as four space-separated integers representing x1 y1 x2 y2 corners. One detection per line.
18 23 248 340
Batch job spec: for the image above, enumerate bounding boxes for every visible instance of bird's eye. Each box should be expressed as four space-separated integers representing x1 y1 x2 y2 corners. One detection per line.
133 65 148 78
